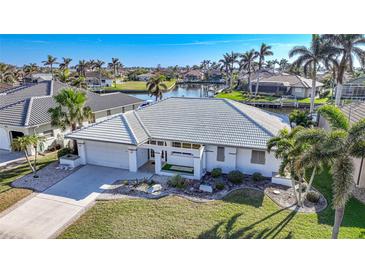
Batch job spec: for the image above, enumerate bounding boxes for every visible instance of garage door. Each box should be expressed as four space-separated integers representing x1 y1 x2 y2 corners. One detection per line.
0 128 10 150
85 141 129 169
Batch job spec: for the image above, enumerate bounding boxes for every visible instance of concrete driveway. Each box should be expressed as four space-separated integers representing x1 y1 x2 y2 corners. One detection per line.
0 165 153 239
0 149 24 167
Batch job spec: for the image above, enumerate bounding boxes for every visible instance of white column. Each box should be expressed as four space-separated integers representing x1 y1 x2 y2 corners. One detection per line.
154 151 162 175
77 141 86 165
128 149 138 172
193 156 201 179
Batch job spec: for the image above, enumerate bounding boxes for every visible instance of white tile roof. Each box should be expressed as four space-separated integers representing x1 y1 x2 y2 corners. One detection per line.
68 97 289 149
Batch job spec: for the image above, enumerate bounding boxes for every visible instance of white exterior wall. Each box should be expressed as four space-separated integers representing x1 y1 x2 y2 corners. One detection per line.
167 152 194 166
137 148 149 168
291 87 307 98
205 145 237 173
0 126 11 150
236 148 280 177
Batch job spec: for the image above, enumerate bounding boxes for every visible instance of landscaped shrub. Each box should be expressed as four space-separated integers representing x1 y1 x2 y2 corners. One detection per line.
252 172 264 182
306 191 320 204
168 174 185 189
227 170 244 184
215 182 225 191
211 168 222 178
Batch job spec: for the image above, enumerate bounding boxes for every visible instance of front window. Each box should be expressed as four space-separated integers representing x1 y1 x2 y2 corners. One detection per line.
251 150 266 165
217 147 225 162
172 142 181 148
106 110 111 116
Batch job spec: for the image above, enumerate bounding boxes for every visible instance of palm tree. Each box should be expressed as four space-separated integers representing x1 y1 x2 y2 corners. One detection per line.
0 63 15 83
94 60 105 86
59 57 73 70
108 58 121 87
219 52 238 88
12 135 45 177
23 63 39 76
297 105 365 238
146 74 168 101
71 76 88 89
254 43 273 96
267 126 306 206
289 35 336 113
56 68 71 83
76 60 88 77
200 60 211 80
239 49 258 95
321 35 365 105
42 55 58 79
279 58 290 72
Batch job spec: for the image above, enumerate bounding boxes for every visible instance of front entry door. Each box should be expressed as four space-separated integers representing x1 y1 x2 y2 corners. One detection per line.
148 149 167 162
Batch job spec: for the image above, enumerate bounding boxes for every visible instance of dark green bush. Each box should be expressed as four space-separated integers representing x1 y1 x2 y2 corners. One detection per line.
252 172 264 182
227 170 244 184
211 168 222 178
168 174 185 189
306 191 320 204
215 182 225 191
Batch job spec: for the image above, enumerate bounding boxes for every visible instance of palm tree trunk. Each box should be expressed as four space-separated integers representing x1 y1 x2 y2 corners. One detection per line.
33 145 38 177
306 166 317 193
23 150 35 173
255 71 260 97
310 68 317 113
332 207 345 239
335 83 343 106
291 179 299 204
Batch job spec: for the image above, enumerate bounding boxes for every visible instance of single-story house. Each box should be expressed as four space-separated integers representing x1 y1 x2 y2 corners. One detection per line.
250 74 324 98
318 101 365 188
23 73 53 83
136 73 155 81
340 76 365 99
85 71 113 88
207 70 225 82
0 80 143 154
183 70 204 82
67 97 289 180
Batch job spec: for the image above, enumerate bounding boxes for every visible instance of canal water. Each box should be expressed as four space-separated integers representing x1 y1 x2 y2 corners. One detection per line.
124 83 222 101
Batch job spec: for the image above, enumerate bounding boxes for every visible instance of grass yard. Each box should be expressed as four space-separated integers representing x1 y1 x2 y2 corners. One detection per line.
104 80 176 92
60 168 365 239
0 151 59 213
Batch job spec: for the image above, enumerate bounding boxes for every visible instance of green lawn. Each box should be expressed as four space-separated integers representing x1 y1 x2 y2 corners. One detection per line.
60 168 365 239
104 80 176 92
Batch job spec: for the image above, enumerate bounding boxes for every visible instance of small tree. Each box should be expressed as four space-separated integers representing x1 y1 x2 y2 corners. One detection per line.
12 135 45 177
146 74 168 101
289 110 314 128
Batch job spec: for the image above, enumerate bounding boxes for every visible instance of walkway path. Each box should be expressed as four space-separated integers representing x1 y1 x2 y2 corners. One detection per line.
0 165 153 239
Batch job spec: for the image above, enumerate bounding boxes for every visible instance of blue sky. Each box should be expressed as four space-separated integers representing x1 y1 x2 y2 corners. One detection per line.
0 34 311 67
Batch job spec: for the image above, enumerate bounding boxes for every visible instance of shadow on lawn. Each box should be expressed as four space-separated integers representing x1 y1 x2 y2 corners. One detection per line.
199 206 297 239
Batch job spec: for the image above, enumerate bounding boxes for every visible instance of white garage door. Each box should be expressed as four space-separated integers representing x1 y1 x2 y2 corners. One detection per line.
85 141 129 169
0 128 10 150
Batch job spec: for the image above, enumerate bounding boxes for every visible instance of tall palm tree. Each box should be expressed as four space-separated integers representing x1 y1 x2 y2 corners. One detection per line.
267 126 306 206
279 58 290 72
42 55 58 79
94 59 105 86
12 135 45 178
108 58 121 87
239 49 258 95
76 60 88 77
289 35 336 113
254 43 273 96
298 105 365 238
219 52 238 88
322 35 365 105
59 57 73 70
146 74 168 101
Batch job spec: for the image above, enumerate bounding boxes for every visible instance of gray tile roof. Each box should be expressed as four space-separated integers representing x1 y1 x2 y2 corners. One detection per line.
258 74 324 88
0 80 143 127
67 97 289 149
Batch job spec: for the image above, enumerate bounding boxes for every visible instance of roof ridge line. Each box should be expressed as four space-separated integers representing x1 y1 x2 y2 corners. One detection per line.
223 99 275 137
132 111 151 139
24 97 33 126
121 113 138 145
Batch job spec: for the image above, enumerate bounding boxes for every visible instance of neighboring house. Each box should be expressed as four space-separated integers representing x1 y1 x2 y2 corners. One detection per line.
318 101 365 188
24 73 53 83
0 80 143 153
183 70 204 82
207 70 225 82
136 73 155 81
67 97 289 180
340 76 365 99
250 73 324 98
85 71 113 88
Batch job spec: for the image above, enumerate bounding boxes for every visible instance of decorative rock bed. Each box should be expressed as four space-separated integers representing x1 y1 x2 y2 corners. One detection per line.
98 172 328 213
11 162 80 192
